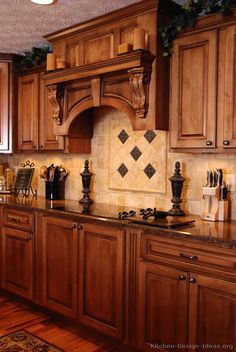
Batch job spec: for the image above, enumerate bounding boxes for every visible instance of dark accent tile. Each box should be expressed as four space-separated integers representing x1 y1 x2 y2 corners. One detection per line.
118 129 129 144
144 163 156 179
118 163 128 177
144 130 156 143
130 146 142 161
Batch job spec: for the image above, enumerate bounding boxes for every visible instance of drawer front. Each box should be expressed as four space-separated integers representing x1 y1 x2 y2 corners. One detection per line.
140 234 236 271
3 208 34 232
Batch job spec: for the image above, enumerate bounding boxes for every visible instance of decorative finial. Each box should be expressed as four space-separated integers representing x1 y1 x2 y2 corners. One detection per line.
168 161 185 216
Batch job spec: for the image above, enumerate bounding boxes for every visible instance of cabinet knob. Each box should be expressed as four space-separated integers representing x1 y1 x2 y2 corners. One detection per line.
223 140 230 146
26 235 32 241
39 145 44 149
189 278 196 284
33 145 37 149
77 224 83 230
180 253 198 261
206 140 213 146
178 275 186 281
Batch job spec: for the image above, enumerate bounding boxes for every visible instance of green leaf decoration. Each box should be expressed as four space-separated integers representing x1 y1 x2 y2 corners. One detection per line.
159 0 236 56
14 46 51 73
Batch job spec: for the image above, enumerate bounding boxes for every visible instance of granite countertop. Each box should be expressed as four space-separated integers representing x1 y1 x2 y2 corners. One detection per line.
0 195 236 249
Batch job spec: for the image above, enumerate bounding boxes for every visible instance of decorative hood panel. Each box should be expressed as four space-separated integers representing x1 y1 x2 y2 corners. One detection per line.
42 0 180 150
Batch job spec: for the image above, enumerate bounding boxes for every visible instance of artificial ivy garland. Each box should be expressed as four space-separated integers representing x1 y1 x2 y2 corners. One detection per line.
14 46 50 72
160 0 236 56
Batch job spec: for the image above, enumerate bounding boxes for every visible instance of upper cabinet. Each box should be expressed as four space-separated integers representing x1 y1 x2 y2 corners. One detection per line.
170 12 236 152
17 70 64 152
0 55 13 153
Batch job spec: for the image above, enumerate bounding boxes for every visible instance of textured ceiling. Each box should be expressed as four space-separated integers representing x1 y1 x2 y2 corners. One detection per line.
0 0 184 54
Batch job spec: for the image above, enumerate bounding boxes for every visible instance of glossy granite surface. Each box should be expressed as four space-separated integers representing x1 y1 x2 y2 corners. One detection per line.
1 195 236 248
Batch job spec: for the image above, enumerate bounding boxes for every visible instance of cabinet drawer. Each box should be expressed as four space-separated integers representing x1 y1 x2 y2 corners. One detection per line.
3 208 34 232
140 234 236 271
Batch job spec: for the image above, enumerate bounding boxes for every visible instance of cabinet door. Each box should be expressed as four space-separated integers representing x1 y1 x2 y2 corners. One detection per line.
78 223 125 339
18 73 38 151
170 30 218 149
189 273 236 350
41 216 78 319
1 226 34 300
219 24 236 148
39 79 64 151
137 262 188 351
0 62 12 152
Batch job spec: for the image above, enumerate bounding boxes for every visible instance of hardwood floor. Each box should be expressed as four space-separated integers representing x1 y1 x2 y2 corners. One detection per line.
0 294 131 352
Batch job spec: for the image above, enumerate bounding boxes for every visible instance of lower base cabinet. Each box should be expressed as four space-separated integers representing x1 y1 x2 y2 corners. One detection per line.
138 262 188 351
41 216 79 319
138 261 236 351
78 223 125 340
189 274 236 351
1 227 34 300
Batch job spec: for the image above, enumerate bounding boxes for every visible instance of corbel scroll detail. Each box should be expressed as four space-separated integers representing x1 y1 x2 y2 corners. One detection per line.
128 67 151 119
48 84 64 125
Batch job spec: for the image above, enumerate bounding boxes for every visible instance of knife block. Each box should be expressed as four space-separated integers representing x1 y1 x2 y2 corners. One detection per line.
201 186 228 222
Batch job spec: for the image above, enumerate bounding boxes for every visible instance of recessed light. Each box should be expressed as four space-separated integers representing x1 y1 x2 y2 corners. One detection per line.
30 0 56 4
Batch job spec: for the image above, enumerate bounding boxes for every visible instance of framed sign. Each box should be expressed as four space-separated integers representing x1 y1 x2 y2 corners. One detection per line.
14 168 34 191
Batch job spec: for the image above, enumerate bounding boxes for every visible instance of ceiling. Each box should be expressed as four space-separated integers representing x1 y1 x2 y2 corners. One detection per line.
0 0 183 54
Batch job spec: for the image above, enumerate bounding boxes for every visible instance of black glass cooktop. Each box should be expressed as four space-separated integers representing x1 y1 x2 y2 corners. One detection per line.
49 203 195 229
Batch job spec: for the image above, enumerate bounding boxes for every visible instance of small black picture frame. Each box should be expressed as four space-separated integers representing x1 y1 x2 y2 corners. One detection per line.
14 168 34 191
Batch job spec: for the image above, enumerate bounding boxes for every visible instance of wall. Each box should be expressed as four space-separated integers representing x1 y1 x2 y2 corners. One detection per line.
4 106 236 219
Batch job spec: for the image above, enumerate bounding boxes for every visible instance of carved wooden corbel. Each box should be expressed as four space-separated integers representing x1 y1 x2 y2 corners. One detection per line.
48 84 64 125
128 67 152 119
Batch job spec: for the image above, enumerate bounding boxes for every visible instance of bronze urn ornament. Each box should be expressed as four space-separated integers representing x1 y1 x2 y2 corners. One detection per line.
168 161 185 216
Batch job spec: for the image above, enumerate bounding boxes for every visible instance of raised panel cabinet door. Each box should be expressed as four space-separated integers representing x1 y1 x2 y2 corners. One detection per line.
219 24 236 148
78 223 125 339
39 79 64 151
41 216 78 319
0 62 12 152
18 73 38 151
1 227 34 300
170 30 218 149
137 262 188 352
189 273 236 351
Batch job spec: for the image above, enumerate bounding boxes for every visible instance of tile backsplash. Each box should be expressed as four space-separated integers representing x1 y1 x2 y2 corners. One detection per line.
3 106 236 219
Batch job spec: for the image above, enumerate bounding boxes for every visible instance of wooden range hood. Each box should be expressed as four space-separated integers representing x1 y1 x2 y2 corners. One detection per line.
42 0 180 153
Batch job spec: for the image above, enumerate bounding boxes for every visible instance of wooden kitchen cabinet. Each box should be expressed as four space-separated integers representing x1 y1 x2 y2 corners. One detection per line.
41 216 79 319
137 233 236 351
189 273 236 350
1 226 34 300
218 23 236 149
170 14 236 152
170 29 218 150
0 56 13 153
137 261 188 351
17 70 64 151
78 223 125 339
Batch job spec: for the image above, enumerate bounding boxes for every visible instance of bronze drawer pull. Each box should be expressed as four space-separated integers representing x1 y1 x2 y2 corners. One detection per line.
8 216 22 223
180 253 198 260
178 275 186 281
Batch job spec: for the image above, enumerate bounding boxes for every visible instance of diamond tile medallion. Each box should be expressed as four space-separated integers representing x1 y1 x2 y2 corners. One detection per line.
118 129 129 144
130 146 142 161
118 163 128 177
144 130 156 143
109 115 167 193
144 163 156 179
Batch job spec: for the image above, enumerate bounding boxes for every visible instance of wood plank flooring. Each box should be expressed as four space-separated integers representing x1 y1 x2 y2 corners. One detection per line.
0 294 131 352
